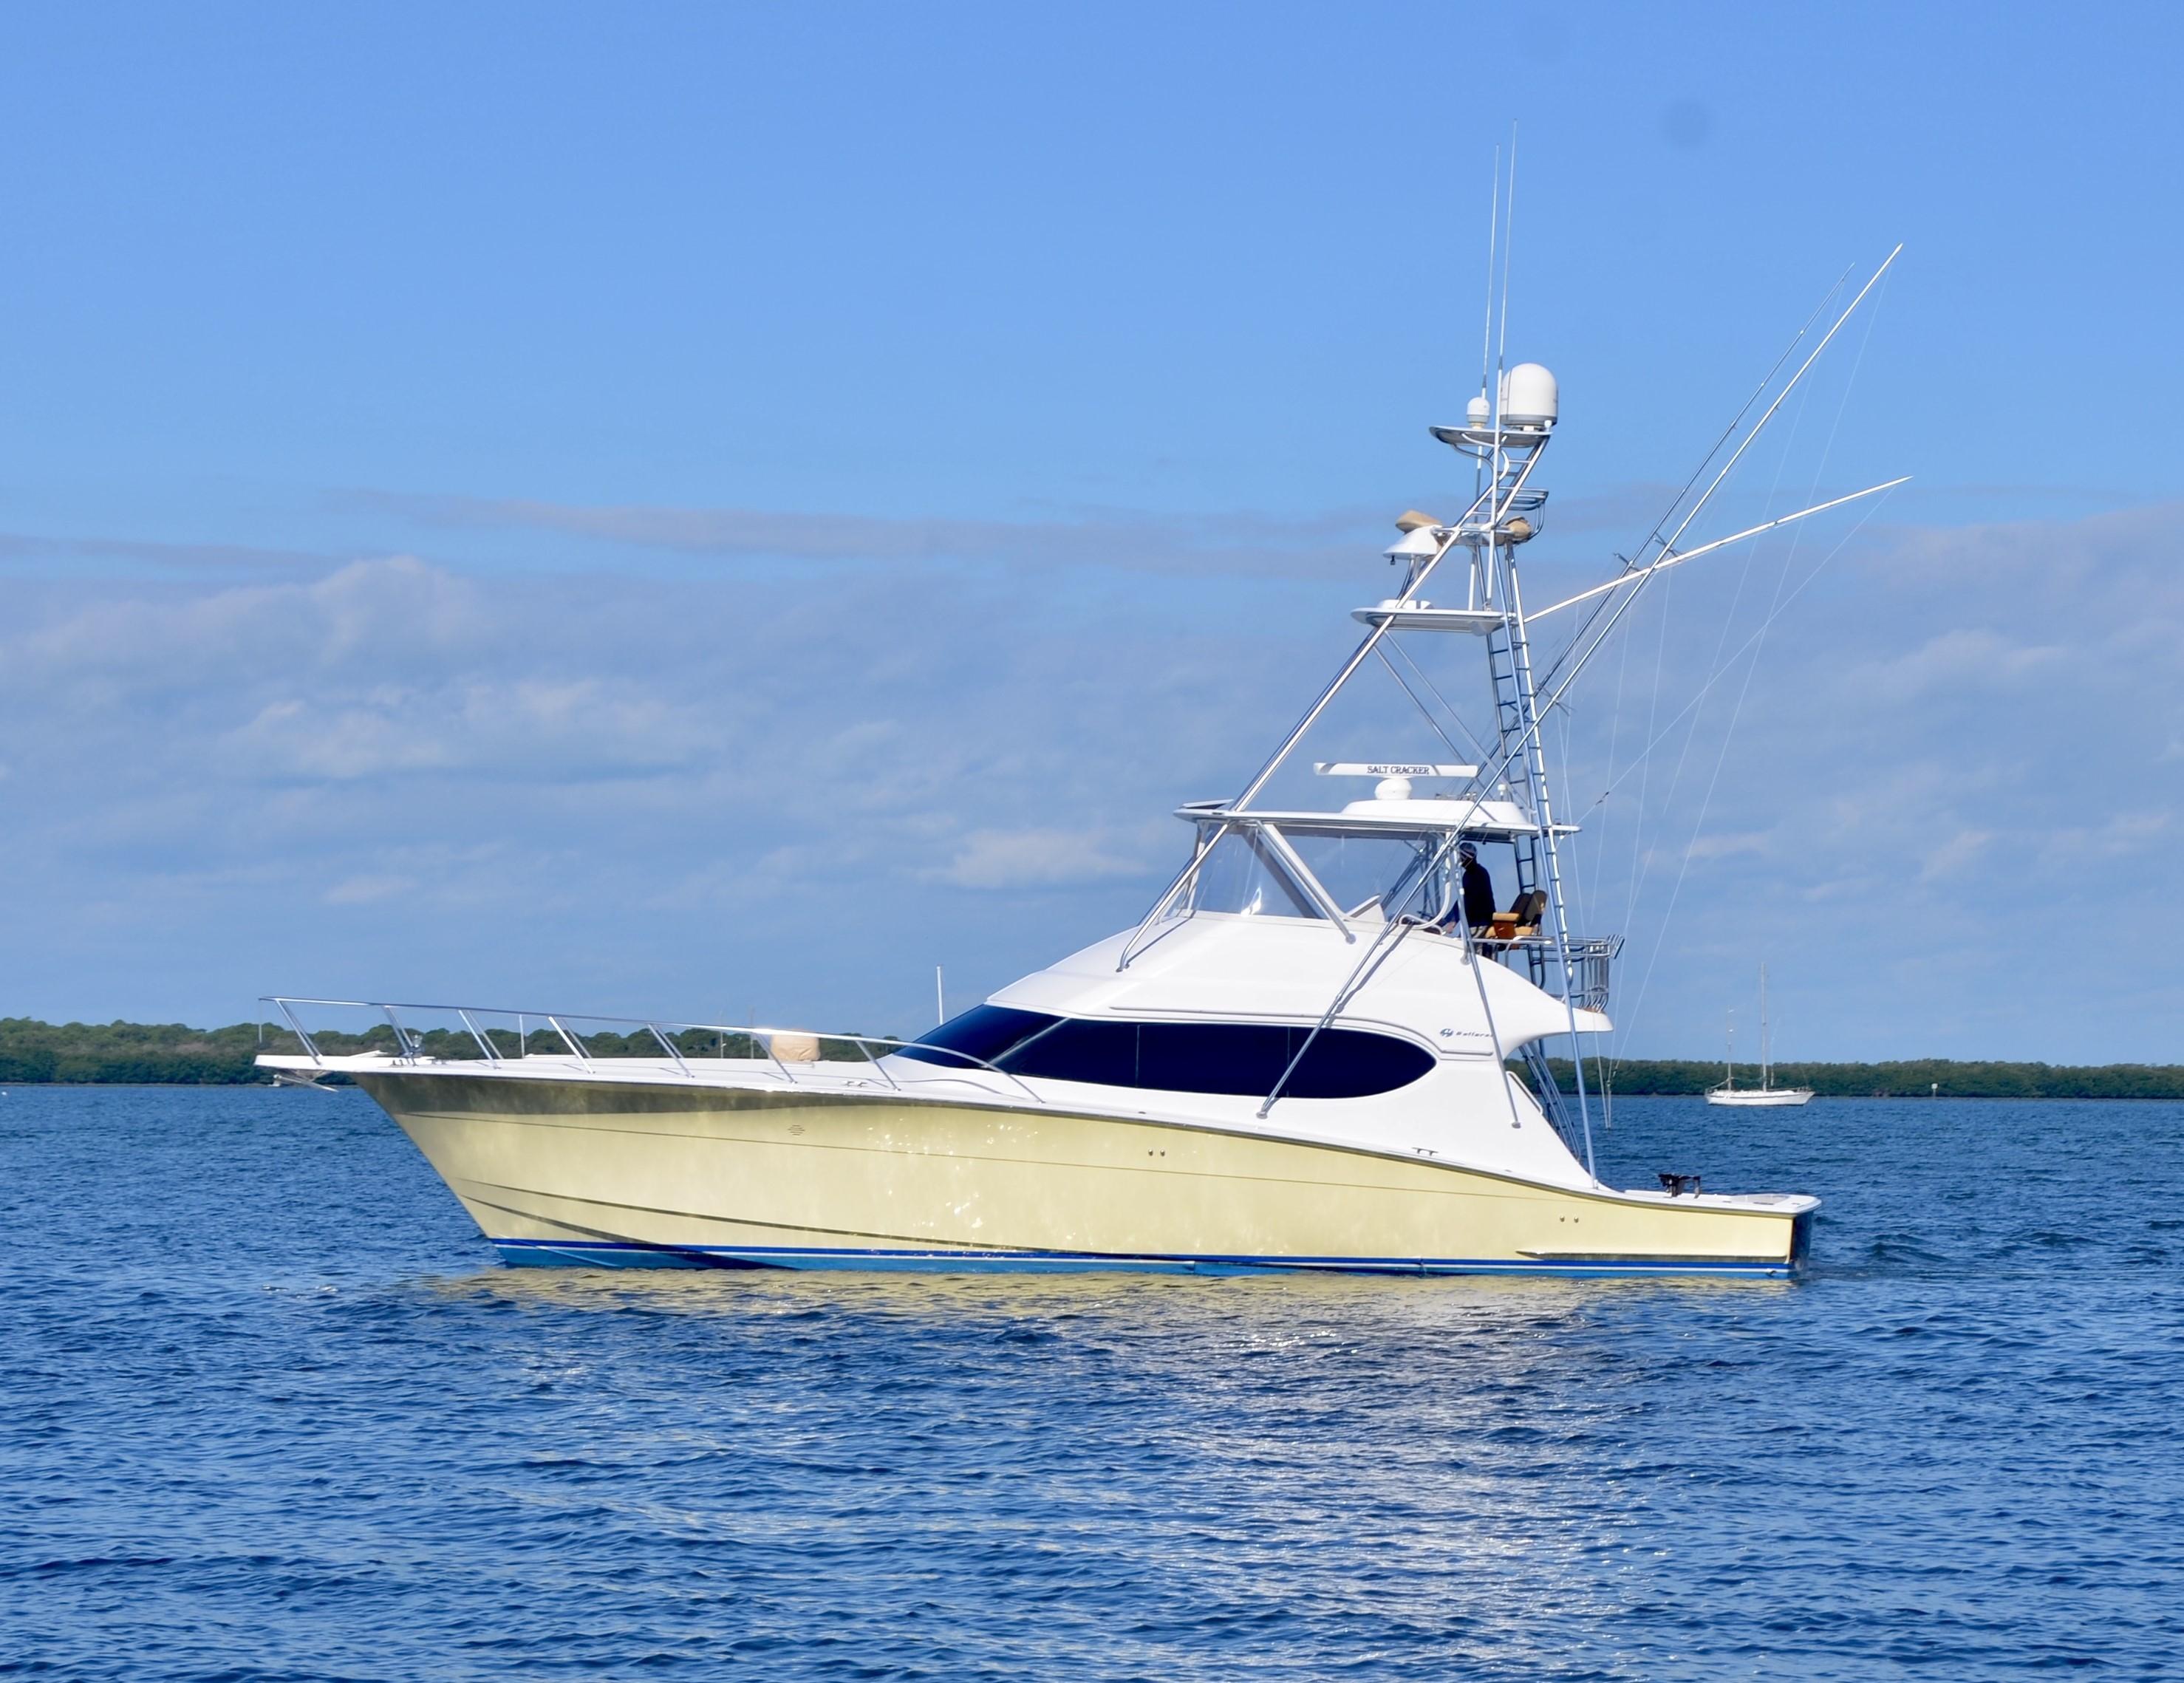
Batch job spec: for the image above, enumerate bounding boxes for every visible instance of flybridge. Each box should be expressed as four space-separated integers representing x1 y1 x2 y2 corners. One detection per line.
1116 237 1907 1171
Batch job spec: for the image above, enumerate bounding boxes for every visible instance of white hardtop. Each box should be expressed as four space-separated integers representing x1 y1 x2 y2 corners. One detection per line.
992 914 1607 1053
1178 799 1542 839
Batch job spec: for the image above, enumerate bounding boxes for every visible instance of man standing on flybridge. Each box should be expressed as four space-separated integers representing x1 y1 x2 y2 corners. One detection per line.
1458 840 1497 935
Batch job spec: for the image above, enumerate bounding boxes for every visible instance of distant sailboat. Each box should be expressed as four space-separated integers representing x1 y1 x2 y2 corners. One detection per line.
1706 964 1815 1107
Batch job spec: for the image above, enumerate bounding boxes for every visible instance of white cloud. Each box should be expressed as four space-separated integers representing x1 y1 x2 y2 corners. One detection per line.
1682 829 1772 864
352 490 1375 581
1918 827 1996 883
922 827 1157 890
1849 627 2065 705
4 499 2183 1059
324 874 417 906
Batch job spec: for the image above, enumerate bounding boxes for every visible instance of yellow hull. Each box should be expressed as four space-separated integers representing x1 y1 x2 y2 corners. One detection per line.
358 1071 1813 1278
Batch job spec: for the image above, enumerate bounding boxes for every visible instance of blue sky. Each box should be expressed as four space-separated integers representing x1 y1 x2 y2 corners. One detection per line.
4 1 2181 1059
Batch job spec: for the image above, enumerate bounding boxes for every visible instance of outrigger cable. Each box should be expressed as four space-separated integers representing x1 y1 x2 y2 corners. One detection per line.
1543 267 1852 703
1605 281 1895 1076
1527 250 1901 736
1536 250 1898 700
1382 635 1496 763
1373 643 1488 766
1597 495 1895 1074
1572 492 1897 821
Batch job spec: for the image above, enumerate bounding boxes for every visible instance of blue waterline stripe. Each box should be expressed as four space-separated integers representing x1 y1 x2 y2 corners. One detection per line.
489 1238 1792 1277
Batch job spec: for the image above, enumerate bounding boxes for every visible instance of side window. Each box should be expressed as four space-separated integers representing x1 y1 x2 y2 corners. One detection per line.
896 1006 1058 1069
1275 1027 1436 1099
997 1017 1433 1099
999 1018 1142 1087
1133 1021 1289 1093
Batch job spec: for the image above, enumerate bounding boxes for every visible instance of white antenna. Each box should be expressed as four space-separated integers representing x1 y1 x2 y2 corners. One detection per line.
934 965 946 1026
1479 147 1500 405
1495 125 1518 413
1476 143 1511 607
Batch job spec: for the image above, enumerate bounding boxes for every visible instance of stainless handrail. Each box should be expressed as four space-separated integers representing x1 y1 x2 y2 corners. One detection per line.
1452 933 1620 1011
1546 937 1621 1012
257 996 1049 1106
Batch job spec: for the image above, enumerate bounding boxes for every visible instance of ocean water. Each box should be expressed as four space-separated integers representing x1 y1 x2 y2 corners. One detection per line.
2 1086 2179 1681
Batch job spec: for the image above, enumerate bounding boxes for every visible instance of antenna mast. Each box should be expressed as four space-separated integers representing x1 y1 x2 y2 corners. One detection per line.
1442 134 1600 1178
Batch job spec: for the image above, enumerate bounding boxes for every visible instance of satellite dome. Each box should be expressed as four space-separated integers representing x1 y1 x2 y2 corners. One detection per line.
1499 363 1558 426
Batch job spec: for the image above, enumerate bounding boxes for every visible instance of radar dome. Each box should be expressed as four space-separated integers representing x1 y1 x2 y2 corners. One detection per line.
1499 363 1558 426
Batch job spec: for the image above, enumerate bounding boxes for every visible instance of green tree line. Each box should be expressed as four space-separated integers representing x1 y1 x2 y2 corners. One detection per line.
1535 1057 2184 1100
4 1018 2182 1099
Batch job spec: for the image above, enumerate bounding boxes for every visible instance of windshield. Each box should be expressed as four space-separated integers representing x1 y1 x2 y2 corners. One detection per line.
1181 830 1321 919
1281 832 1452 921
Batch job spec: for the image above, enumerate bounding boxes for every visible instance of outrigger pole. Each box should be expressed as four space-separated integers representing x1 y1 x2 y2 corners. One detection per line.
1534 245 1903 700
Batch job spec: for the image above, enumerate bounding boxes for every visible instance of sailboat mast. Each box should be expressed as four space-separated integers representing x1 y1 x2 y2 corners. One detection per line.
1760 963 1770 1090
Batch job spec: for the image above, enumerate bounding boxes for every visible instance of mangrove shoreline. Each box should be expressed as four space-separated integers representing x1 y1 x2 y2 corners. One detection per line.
4 1017 2182 1099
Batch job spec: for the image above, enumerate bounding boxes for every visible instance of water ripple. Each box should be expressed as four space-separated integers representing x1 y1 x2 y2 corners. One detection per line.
1 1088 2180 1679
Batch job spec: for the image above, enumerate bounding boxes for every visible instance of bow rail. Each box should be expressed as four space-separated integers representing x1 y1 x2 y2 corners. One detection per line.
257 995 1046 1105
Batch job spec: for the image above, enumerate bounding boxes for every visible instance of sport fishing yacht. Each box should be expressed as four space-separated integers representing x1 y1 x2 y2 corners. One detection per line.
262 250 1903 1279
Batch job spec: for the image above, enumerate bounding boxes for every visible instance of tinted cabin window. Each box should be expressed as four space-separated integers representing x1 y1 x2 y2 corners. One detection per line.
902 1009 1433 1099
896 1005 1058 1071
